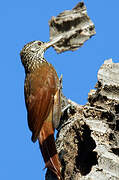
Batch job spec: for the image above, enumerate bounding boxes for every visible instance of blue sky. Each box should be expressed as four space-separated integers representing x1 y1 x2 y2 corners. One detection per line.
0 0 119 179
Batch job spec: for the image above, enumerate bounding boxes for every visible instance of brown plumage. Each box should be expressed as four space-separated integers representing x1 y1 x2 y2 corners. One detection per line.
20 41 62 179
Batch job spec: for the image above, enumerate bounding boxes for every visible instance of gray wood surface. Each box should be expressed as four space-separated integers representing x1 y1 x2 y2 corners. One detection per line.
46 60 119 180
49 2 95 53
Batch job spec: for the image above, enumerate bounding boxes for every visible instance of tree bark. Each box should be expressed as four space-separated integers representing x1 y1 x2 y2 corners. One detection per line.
46 59 119 180
49 2 95 53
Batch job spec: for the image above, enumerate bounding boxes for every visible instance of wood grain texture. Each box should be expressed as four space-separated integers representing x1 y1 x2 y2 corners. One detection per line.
49 2 96 53
46 59 119 180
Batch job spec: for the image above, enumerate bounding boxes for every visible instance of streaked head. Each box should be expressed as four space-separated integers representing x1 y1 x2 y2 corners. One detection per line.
20 40 52 73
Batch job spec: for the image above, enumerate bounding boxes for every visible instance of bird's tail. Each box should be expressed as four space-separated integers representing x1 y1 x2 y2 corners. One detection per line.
38 110 62 180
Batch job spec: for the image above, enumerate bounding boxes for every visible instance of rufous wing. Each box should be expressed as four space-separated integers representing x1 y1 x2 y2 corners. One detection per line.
27 87 54 142
24 64 59 142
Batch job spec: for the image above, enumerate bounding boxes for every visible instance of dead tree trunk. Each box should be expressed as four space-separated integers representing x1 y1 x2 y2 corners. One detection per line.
46 59 119 180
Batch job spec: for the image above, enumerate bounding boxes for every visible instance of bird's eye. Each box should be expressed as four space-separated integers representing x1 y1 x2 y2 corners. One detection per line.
38 42 41 45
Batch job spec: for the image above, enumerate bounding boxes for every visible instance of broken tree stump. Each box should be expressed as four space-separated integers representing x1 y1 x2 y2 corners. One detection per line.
46 59 119 180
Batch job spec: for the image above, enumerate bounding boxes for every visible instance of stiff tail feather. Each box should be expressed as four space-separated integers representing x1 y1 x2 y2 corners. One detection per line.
38 111 63 180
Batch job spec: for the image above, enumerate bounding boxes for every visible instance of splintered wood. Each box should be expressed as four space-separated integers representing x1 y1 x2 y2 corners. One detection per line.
49 2 96 53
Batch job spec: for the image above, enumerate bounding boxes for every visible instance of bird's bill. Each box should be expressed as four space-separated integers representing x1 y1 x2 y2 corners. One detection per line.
45 35 62 49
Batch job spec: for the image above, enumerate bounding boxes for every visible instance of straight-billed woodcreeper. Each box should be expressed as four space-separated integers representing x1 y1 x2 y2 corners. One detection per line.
20 41 62 180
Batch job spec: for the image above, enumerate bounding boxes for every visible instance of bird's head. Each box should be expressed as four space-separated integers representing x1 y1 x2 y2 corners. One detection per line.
20 40 52 73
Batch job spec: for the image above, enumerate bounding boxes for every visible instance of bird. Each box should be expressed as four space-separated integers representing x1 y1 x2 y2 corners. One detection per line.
20 40 63 180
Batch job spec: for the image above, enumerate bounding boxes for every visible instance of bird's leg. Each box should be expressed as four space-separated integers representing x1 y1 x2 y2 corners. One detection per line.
59 75 72 116
59 74 63 90
61 104 71 114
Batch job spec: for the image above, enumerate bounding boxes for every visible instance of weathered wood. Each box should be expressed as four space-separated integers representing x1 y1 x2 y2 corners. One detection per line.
48 2 96 53
46 59 119 180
